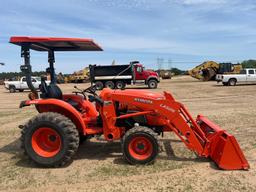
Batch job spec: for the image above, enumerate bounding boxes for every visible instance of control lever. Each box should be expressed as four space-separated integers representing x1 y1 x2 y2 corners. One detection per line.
73 86 86 98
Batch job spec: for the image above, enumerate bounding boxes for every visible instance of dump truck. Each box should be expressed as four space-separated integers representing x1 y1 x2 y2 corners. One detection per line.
188 61 242 81
89 61 160 90
10 36 249 170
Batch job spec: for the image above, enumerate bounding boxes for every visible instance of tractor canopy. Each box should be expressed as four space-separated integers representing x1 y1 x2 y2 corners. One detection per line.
9 36 103 51
9 36 103 96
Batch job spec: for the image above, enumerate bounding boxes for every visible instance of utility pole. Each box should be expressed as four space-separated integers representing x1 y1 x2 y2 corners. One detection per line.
168 59 172 70
157 57 164 70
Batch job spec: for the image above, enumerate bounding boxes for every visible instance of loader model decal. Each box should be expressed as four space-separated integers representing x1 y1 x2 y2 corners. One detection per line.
134 98 153 104
160 104 175 113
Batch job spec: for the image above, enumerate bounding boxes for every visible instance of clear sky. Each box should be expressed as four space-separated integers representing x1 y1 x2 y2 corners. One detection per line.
0 0 256 73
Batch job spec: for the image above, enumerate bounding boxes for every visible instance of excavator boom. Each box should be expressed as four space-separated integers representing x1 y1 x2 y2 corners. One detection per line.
188 61 243 81
188 61 219 81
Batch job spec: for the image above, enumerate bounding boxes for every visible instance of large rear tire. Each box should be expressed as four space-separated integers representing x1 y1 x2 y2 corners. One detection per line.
122 126 159 165
21 112 79 167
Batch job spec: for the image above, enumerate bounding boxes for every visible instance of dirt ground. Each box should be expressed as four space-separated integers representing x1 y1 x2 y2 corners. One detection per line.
0 75 255 192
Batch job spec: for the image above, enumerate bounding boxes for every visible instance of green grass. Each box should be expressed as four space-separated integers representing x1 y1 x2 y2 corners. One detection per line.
89 159 191 178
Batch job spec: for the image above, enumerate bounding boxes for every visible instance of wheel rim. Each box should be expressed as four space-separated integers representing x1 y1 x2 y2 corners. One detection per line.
128 136 153 160
116 82 122 89
106 83 114 89
150 82 156 88
96 83 102 90
31 127 62 157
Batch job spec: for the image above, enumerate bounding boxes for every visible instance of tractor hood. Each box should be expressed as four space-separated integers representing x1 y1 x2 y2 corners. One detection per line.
111 89 164 100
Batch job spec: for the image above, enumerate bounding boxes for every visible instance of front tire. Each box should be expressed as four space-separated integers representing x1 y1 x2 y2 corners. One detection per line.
122 126 159 165
21 112 79 167
147 79 158 89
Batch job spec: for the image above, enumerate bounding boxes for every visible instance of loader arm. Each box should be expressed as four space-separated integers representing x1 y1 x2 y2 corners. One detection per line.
110 91 207 155
106 89 249 170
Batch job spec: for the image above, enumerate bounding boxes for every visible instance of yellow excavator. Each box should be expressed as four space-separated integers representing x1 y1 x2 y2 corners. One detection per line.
188 61 242 81
66 67 90 83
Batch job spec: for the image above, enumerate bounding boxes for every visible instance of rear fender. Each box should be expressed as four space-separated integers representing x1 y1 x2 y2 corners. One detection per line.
20 99 87 134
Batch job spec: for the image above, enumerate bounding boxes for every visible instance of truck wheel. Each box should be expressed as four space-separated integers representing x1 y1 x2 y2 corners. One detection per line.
105 81 115 89
122 126 159 165
19 89 24 92
228 79 237 86
116 81 125 89
9 86 16 93
148 79 158 89
95 81 104 90
21 112 79 167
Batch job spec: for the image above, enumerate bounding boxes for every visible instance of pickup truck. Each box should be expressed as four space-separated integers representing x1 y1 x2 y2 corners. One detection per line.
4 76 50 93
216 68 256 86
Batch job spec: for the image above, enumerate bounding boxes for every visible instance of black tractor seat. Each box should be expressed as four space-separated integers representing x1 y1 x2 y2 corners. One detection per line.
40 84 79 109
40 83 63 99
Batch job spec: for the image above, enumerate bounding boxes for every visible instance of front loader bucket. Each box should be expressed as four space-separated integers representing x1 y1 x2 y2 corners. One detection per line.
197 115 249 170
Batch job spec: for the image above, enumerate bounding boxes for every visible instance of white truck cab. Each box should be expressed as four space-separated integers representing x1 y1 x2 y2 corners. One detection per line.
4 76 50 93
216 68 256 86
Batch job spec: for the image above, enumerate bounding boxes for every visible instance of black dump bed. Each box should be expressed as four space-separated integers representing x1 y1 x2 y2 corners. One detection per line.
89 64 133 82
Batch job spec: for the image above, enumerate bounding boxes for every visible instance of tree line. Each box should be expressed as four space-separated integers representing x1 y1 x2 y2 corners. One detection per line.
240 60 256 68
0 71 46 80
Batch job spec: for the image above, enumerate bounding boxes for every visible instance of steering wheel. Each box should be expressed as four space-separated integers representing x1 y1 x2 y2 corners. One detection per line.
83 85 104 105
74 85 103 105
83 85 97 95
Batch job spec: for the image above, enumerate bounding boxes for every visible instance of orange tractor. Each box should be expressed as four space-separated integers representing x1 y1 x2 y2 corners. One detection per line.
10 36 249 170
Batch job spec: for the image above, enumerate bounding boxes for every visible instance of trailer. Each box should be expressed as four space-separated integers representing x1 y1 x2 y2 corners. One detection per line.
89 61 160 90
